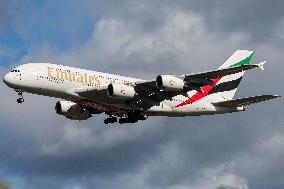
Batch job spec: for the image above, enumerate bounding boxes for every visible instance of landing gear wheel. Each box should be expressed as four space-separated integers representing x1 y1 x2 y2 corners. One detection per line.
104 117 118 124
17 98 24 103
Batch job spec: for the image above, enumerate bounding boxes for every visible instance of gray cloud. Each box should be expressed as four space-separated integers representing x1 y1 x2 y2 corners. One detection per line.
0 1 283 189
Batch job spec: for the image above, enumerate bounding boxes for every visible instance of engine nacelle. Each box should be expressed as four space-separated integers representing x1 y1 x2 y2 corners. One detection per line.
156 75 185 91
107 84 136 100
55 101 91 120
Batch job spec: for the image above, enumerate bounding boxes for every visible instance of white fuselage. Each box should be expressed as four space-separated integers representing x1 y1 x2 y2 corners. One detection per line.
3 63 241 117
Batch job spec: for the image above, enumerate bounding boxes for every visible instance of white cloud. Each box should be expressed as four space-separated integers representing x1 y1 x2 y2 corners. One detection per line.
168 170 248 189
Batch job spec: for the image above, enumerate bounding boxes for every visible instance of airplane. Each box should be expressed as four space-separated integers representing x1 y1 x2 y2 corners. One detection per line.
3 50 280 124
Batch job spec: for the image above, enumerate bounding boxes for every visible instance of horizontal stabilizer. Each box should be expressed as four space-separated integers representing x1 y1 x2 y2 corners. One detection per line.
213 95 281 107
258 61 266 71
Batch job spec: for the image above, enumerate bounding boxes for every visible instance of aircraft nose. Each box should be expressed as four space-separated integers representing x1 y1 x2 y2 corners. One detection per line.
3 73 12 87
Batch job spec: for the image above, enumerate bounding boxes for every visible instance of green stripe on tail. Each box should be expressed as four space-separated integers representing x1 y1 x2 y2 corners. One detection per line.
231 53 254 67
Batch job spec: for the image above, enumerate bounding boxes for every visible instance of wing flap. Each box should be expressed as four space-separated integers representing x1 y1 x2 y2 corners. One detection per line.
213 95 280 107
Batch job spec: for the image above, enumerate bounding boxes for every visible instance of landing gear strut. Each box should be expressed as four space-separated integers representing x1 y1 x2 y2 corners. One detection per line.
17 91 24 103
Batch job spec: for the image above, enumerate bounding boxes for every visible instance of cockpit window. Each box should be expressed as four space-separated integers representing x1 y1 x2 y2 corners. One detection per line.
11 70 20 72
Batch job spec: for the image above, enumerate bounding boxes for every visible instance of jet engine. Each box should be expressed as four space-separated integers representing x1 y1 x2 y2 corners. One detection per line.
156 75 185 91
55 101 91 120
107 84 136 100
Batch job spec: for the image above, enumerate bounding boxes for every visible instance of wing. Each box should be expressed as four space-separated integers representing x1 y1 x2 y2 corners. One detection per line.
213 95 280 107
131 63 264 110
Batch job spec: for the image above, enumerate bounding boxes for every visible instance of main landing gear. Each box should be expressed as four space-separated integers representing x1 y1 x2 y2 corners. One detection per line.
104 112 148 125
16 91 24 103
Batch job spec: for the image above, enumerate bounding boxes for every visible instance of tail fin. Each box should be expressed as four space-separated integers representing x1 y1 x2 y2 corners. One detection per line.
211 50 254 101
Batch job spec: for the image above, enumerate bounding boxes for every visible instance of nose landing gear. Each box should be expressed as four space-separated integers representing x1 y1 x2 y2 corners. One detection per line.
17 91 24 103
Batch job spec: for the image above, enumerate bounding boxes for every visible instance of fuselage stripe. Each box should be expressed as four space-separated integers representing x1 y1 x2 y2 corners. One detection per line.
175 77 221 107
208 77 242 94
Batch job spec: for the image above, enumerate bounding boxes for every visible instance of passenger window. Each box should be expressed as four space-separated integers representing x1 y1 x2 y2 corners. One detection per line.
11 70 20 72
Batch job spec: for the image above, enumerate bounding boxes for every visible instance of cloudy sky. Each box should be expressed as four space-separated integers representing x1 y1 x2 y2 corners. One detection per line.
0 0 283 189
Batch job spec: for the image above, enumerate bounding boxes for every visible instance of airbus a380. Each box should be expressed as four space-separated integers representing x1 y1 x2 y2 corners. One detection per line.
3 50 280 124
